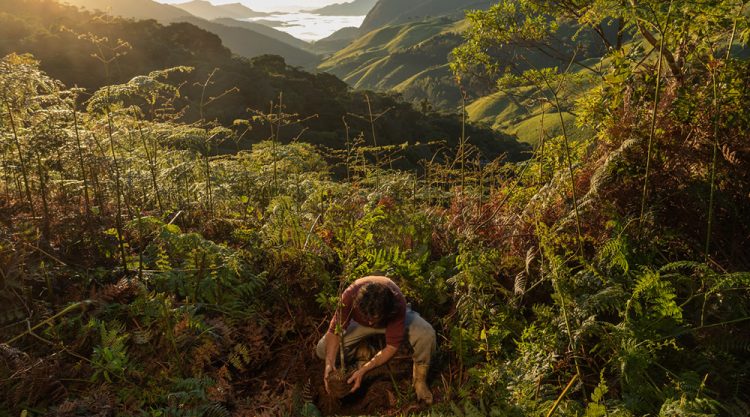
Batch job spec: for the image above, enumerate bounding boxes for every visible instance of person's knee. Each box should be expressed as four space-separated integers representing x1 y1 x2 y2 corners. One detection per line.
410 319 436 346
409 319 436 364
423 325 437 350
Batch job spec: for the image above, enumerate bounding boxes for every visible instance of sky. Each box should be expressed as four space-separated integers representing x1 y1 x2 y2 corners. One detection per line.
155 0 345 13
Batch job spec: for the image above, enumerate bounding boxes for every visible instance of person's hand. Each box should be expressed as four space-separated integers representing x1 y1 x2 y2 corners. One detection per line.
324 363 336 394
347 368 367 393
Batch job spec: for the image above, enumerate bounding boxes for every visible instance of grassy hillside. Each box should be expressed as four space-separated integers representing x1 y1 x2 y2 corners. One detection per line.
319 17 466 110
321 17 459 70
311 26 361 55
467 86 592 146
323 7 611 139
392 64 460 111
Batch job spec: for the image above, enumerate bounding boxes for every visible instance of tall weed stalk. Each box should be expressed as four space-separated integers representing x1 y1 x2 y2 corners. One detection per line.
639 0 673 226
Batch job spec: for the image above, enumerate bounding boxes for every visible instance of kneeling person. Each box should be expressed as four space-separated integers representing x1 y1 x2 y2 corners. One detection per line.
315 276 436 403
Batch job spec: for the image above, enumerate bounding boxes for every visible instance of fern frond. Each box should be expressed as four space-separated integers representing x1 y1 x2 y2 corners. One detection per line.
202 403 230 417
708 272 750 293
583 284 628 316
628 269 682 322
701 332 750 355
514 271 527 296
658 261 708 274
598 236 629 274
228 343 251 372
302 378 314 404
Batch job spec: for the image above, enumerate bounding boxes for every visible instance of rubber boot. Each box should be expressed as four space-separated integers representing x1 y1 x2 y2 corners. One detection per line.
354 341 375 369
412 363 433 404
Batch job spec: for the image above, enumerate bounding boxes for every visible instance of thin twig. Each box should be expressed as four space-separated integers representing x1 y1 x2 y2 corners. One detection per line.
545 373 578 417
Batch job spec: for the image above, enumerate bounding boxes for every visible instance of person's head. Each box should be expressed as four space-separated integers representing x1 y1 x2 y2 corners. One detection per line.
355 282 396 325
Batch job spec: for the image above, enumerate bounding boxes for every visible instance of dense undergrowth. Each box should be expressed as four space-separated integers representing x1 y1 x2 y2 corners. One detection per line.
2 1 750 417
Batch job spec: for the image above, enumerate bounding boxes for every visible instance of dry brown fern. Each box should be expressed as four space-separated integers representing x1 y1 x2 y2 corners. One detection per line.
722 143 740 165
81 384 115 417
0 343 30 372
239 323 271 370
95 278 142 303
4 355 65 409
52 400 78 417
207 365 234 402
191 339 219 375
205 317 233 341
232 381 295 417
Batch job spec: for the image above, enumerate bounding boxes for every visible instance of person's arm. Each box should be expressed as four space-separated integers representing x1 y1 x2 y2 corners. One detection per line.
323 284 355 393
346 344 398 392
323 331 341 394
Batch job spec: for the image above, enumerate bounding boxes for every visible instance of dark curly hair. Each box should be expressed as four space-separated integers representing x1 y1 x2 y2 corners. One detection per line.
355 282 396 324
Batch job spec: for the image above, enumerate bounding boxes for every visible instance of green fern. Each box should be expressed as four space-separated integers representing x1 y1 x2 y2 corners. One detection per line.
227 343 251 372
201 403 230 417
584 371 609 417
583 284 628 316
598 235 630 275
627 269 682 324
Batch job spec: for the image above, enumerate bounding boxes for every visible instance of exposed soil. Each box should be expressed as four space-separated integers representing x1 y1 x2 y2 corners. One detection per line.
241 333 432 416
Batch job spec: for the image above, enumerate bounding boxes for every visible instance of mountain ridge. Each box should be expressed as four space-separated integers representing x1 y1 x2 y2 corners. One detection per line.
309 0 378 16
359 0 494 33
60 0 318 68
173 0 268 19
175 16 319 67
62 0 192 21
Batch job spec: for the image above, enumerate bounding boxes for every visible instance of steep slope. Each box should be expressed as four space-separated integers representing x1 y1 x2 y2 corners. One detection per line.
465 57 598 147
309 0 378 16
323 5 613 129
61 0 318 68
319 17 466 110
172 0 268 19
318 2 498 111
359 0 493 33
311 26 361 55
466 88 585 146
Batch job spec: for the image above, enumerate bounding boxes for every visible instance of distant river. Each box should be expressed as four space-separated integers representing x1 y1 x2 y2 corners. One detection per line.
246 13 366 42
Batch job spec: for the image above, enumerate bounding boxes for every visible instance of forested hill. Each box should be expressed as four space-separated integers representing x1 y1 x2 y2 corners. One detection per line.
0 0 529 165
166 15 320 68
60 0 193 21
61 0 320 67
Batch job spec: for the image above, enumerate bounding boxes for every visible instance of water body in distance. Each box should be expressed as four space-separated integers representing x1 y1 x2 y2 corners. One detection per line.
246 13 366 42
